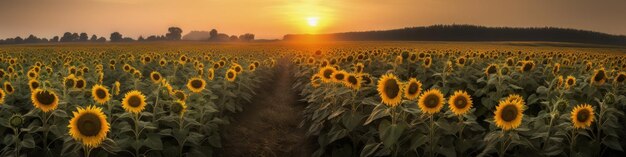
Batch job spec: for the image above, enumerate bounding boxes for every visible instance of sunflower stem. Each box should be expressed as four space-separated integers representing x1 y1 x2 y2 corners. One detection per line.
428 115 435 157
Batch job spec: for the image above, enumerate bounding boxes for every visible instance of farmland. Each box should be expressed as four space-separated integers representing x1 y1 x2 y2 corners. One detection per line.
0 41 624 157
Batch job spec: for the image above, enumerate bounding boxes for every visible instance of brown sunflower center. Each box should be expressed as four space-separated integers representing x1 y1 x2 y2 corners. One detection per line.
235 66 242 72
95 88 107 99
152 74 161 81
334 73 345 80
501 104 518 122
36 90 56 106
383 79 400 98
576 109 590 123
523 63 532 72
191 80 203 88
424 94 440 108
171 102 183 114
76 80 85 88
127 96 142 107
175 92 185 100
594 71 605 82
567 79 574 85
487 66 497 74
323 69 333 79
6 85 13 92
407 82 418 95
616 74 625 83
76 113 102 136
227 72 235 79
454 97 468 109
347 76 358 85
30 81 39 89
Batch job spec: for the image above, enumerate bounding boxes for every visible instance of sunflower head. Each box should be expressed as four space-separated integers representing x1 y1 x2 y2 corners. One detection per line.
9 114 23 128
173 90 187 101
207 68 215 80
31 89 59 112
121 90 146 114
343 73 362 90
150 71 162 84
4 82 14 94
28 79 40 91
614 72 625 84
423 57 432 68
91 84 110 105
494 97 524 131
113 81 121 96
565 76 576 89
318 66 336 83
0 89 5 104
403 78 422 100
75 77 86 89
226 69 237 82
418 89 445 114
552 63 560 75
448 90 473 116
170 100 187 116
571 104 594 129
591 68 607 85
68 105 110 148
377 73 403 107
186 77 206 93
520 61 535 72
331 70 348 83
485 64 498 77
310 74 322 88
64 74 76 88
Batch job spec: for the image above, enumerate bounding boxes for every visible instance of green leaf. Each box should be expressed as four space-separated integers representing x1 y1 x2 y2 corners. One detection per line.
20 134 35 148
360 142 382 157
378 121 406 148
602 136 624 151
144 133 163 150
364 105 389 125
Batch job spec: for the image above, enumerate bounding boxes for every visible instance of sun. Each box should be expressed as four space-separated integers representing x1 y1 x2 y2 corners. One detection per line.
307 17 319 27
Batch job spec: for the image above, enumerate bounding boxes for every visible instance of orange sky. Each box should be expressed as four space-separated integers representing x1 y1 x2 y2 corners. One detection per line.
1 0 625 39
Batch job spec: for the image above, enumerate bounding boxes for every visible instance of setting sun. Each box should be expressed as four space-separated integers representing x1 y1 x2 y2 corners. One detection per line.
307 17 319 27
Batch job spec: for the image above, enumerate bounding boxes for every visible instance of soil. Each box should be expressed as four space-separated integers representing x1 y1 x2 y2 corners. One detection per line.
220 58 315 157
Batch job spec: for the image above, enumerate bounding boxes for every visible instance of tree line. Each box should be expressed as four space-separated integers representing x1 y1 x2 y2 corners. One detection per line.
283 24 626 46
0 27 255 44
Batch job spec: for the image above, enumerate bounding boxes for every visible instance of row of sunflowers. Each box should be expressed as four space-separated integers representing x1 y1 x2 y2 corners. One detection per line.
292 47 625 157
0 45 276 157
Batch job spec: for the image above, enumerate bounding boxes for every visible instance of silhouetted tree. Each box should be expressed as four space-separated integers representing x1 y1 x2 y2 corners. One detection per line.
79 33 88 41
97 37 106 42
60 32 73 42
90 35 98 41
138 36 145 41
166 27 183 40
71 33 79 41
216 33 229 41
230 35 239 41
239 33 255 41
110 32 123 42
14 36 23 44
209 29 218 41
51 36 59 42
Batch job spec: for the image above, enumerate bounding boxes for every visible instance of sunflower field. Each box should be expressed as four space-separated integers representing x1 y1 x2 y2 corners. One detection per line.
0 45 276 156
292 44 626 157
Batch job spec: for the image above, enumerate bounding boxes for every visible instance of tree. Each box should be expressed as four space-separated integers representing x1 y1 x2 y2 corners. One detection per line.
239 33 255 41
209 29 218 41
110 32 123 42
166 27 183 40
90 35 98 41
230 35 239 41
79 33 88 41
60 32 73 42
97 37 107 42
51 36 59 42
71 33 79 41
138 36 145 41
14 36 23 44
25 35 40 43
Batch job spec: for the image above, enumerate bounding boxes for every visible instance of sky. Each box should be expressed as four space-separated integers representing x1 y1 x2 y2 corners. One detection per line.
1 0 625 39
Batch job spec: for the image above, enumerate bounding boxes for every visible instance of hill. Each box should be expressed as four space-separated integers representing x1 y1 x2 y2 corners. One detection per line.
283 25 626 46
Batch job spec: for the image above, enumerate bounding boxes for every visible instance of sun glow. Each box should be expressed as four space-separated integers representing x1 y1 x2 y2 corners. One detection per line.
307 17 319 27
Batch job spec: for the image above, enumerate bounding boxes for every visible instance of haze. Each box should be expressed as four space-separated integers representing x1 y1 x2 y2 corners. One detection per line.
1 0 625 39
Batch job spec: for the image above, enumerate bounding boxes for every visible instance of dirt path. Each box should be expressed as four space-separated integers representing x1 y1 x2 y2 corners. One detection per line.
220 58 315 157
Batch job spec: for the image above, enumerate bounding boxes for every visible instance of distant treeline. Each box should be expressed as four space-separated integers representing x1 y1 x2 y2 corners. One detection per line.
283 25 626 46
0 27 255 45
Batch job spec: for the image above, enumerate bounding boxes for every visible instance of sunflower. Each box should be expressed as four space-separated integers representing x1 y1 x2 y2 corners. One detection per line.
121 90 146 114
113 81 120 96
555 75 564 89
310 74 322 88
226 69 237 82
376 74 403 107
4 82 14 94
520 61 535 72
344 73 362 90
552 63 560 75
423 57 432 68
354 63 364 73
485 64 498 77
91 85 110 105
173 90 187 101
404 78 422 100
170 100 187 116
418 89 445 114
68 105 109 148
318 66 336 83
232 64 243 73
31 89 59 112
331 70 348 83
28 79 40 91
591 68 607 85
248 64 256 72
494 98 524 131
0 89 5 104
448 90 473 115
360 74 374 86
186 77 206 93
571 104 594 129
206 68 215 80
150 71 162 84
75 77 86 89
64 74 76 88
565 76 576 89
